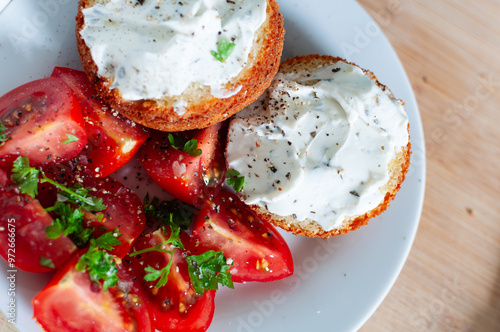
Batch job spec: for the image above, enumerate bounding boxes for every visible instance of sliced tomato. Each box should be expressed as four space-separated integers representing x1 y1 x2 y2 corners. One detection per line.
0 169 76 272
141 123 224 206
124 229 215 332
82 175 146 258
51 67 149 178
0 77 87 171
41 159 146 258
33 251 153 332
189 191 294 283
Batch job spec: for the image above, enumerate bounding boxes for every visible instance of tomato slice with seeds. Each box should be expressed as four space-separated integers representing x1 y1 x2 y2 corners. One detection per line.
124 229 215 332
51 67 149 178
0 77 87 171
82 175 146 258
141 123 224 207
41 159 146 259
189 191 294 283
0 169 76 273
33 251 153 332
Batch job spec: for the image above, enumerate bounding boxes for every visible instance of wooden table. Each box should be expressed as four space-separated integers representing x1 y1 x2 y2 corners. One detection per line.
357 0 500 331
1 0 499 331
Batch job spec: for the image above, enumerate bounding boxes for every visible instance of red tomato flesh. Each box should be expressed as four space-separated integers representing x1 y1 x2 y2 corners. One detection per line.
0 78 87 171
41 159 146 258
82 175 146 258
51 67 149 178
0 169 76 272
124 229 216 332
141 123 224 207
33 252 153 332
190 191 294 283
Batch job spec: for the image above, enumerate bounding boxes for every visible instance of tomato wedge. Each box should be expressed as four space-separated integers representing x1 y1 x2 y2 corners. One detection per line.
190 191 294 282
82 175 146 258
0 77 87 171
124 229 216 332
41 159 146 258
141 123 224 206
33 252 153 332
51 67 149 178
0 169 76 272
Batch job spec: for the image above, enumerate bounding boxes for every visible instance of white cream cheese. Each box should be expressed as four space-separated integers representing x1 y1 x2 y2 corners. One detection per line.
225 62 409 231
80 0 267 101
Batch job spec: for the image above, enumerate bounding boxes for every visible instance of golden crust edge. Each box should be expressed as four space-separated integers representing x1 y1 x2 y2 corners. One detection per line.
75 0 284 132
240 55 412 238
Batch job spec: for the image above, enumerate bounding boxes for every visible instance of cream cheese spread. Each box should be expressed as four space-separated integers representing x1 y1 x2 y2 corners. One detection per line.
225 62 409 231
80 0 267 101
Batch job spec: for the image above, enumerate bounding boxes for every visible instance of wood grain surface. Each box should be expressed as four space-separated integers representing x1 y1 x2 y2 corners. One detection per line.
357 0 500 331
1 0 500 331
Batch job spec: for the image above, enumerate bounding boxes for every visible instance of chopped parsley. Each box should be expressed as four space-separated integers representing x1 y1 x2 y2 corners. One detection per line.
11 156 40 197
167 134 202 157
0 122 7 145
225 169 245 192
45 202 94 247
143 261 174 289
75 232 122 291
62 133 80 145
39 256 55 269
11 156 106 212
42 181 106 212
211 38 235 63
144 194 195 231
186 250 234 295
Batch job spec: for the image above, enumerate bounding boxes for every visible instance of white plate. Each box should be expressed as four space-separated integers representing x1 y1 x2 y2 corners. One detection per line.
0 0 426 331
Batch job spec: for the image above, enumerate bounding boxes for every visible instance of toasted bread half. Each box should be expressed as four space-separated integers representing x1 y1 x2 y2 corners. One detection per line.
76 0 284 132
230 55 411 238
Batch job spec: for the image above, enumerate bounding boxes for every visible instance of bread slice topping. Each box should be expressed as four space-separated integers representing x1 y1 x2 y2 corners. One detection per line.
226 60 409 231
79 0 267 101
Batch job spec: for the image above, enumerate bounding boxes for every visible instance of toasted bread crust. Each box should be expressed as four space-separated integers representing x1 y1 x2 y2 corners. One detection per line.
240 55 412 238
76 0 284 132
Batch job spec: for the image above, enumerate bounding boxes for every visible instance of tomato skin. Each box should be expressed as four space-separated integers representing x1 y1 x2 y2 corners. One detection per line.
41 159 146 258
0 169 76 273
189 191 294 283
141 123 223 207
0 77 87 171
124 229 216 332
82 175 146 258
33 251 154 332
51 67 149 178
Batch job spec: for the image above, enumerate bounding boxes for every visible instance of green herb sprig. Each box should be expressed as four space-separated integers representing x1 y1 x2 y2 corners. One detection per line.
225 169 245 192
211 39 236 63
75 232 122 291
186 250 234 295
62 133 80 145
11 156 106 212
0 123 7 145
167 134 202 157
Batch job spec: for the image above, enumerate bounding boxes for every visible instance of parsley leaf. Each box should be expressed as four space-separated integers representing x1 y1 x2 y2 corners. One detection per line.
186 250 234 295
62 133 80 145
10 156 106 211
95 229 122 251
211 39 236 63
0 122 7 145
225 169 245 192
45 202 94 247
144 261 174 288
144 194 195 231
39 256 55 269
129 226 180 257
11 156 40 198
167 134 202 157
75 232 122 291
42 179 106 212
